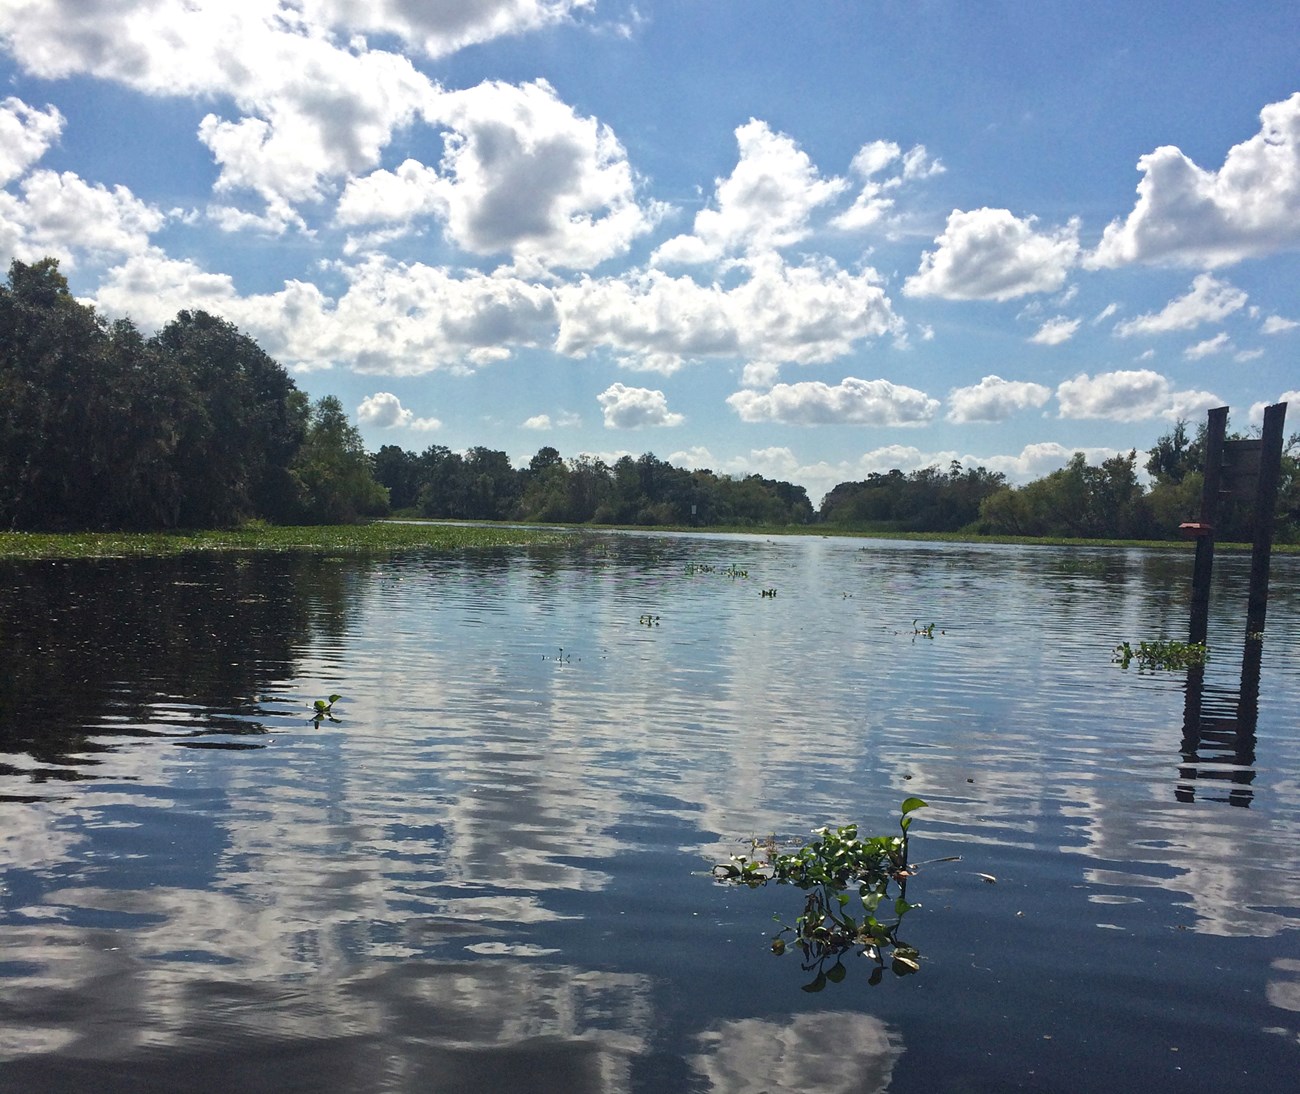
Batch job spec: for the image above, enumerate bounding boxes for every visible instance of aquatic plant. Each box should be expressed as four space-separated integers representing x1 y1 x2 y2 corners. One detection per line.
912 619 936 638
312 694 342 723
760 588 777 598
639 614 661 626
713 798 938 989
1112 639 1208 671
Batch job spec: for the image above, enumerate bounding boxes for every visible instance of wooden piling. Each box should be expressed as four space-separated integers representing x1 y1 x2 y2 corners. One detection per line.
1245 401 1287 642
1187 406 1227 646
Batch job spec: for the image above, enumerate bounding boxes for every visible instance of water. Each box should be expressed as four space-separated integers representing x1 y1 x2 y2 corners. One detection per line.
1 535 1298 1092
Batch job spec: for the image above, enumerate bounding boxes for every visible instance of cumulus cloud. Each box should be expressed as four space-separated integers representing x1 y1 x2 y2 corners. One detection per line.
356 391 440 430
1262 314 1298 334
946 375 1052 423
1114 274 1247 337
88 250 240 329
0 170 165 266
1248 390 1300 425
304 0 593 59
829 139 944 232
1091 92 1300 268
903 207 1080 301
1056 369 1222 422
1029 316 1081 345
0 2 436 220
91 253 557 372
1184 332 1233 359
522 410 581 429
0 97 63 185
398 79 664 268
557 254 900 371
653 119 847 264
977 441 1127 483
726 377 938 426
597 383 684 428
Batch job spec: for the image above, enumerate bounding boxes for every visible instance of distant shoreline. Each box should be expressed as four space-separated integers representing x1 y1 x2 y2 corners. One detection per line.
3 520 1292 562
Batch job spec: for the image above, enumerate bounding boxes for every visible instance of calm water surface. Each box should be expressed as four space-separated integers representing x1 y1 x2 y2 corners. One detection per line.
1 534 1298 1092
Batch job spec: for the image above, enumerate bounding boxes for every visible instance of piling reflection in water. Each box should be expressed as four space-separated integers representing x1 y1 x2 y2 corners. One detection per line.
1178 642 1261 807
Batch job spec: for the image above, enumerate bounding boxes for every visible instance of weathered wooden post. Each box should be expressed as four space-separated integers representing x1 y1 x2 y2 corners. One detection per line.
1180 401 1287 646
1177 401 1286 804
1245 401 1288 643
1182 406 1228 646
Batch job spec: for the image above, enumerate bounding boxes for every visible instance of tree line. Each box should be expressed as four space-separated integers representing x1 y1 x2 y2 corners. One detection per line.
5 256 1295 539
1 258 385 530
372 444 815 526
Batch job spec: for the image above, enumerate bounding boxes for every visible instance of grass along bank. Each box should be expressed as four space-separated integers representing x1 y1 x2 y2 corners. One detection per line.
4 519 1294 562
0 522 573 561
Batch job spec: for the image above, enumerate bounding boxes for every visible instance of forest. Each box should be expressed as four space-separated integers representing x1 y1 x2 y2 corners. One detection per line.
3 257 1296 540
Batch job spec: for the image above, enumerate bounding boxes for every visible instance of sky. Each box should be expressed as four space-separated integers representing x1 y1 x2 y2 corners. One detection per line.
2 0 1299 505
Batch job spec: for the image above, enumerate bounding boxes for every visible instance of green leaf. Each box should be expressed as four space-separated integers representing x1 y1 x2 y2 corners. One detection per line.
328 694 342 704
802 971 827 993
900 796 928 815
825 963 846 983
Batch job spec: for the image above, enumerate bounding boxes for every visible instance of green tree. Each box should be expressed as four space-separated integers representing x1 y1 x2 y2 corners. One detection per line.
152 310 305 526
372 444 422 511
293 396 388 523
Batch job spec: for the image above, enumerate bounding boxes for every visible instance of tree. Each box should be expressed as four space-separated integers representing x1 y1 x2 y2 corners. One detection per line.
1146 419 1201 484
152 310 305 527
293 396 388 523
372 445 422 511
0 258 111 528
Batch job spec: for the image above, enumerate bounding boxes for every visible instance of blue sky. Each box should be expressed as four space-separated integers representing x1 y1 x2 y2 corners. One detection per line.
2 0 1298 503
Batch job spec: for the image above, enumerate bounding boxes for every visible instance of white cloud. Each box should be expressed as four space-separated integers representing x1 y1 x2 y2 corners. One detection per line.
1234 348 1263 362
411 79 664 268
305 0 593 59
653 119 847 264
1093 302 1119 324
0 97 63 185
1 170 165 266
1091 92 1300 268
667 445 716 469
1262 314 1298 334
1184 332 1233 359
557 254 900 371
356 391 440 430
740 362 781 389
597 383 684 429
903 207 1080 301
0 2 437 219
1248 391 1300 425
727 377 938 426
1114 273 1247 337
977 442 1127 483
1029 316 1081 345
1056 369 1222 422
946 375 1052 423
336 158 442 227
88 250 240 329
91 253 557 372
522 410 580 429
830 139 944 232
